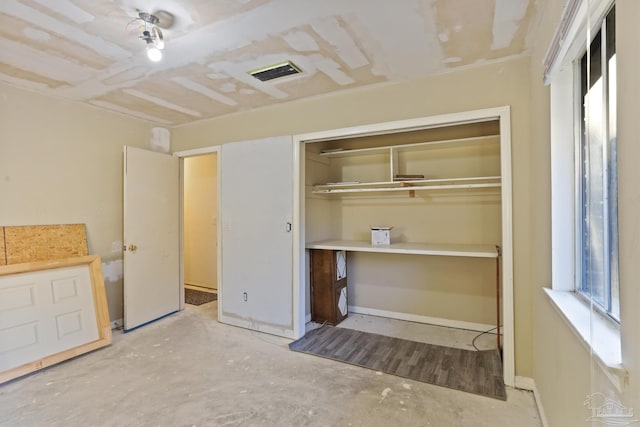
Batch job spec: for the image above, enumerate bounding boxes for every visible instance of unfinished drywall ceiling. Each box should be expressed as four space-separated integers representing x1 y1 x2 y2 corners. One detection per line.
0 0 536 125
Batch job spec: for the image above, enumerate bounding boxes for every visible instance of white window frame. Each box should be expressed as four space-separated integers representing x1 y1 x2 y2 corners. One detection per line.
544 0 626 391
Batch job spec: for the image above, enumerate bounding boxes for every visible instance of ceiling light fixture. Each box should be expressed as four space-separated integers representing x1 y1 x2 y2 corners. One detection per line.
138 12 165 62
146 44 162 62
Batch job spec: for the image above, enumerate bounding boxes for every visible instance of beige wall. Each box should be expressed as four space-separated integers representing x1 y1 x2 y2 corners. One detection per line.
617 0 640 416
341 196 501 326
531 0 640 425
0 83 154 322
173 56 534 376
184 154 218 289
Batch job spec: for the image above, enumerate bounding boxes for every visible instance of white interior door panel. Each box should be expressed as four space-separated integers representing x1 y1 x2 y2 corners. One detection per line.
0 265 98 372
123 146 179 331
220 136 294 333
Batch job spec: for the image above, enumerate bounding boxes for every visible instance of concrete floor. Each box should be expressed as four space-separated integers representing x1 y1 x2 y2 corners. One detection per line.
0 302 542 427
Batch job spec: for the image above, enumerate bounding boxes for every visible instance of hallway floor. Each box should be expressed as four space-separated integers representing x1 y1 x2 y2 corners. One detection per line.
0 302 542 427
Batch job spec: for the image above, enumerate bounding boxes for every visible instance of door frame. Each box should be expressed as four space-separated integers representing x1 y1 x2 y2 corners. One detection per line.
293 106 515 387
173 146 221 318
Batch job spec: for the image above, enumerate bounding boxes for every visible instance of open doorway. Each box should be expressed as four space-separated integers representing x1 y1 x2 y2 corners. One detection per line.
183 153 218 307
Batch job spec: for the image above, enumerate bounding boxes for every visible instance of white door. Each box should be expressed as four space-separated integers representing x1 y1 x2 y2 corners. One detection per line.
220 136 294 335
123 146 179 331
0 265 99 372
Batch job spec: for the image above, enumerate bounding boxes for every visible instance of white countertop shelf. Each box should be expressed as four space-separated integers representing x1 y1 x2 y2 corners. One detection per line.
306 240 500 258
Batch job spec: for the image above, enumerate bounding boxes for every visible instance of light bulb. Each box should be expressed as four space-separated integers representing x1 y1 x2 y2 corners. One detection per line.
146 46 162 62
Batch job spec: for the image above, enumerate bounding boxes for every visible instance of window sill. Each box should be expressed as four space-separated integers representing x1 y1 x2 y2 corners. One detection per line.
543 288 628 391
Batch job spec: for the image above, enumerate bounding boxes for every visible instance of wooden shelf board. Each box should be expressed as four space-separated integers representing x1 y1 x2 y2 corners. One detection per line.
306 240 499 258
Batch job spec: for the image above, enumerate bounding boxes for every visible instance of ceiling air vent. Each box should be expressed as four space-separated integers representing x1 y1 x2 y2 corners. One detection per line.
248 61 302 82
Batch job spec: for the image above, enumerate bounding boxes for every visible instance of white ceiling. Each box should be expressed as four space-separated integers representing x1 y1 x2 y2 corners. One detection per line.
0 0 538 126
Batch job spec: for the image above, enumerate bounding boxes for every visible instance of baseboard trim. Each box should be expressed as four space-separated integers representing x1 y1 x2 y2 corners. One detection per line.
305 313 311 324
514 376 535 390
513 377 549 427
185 283 217 293
348 305 495 333
532 381 550 427
218 314 296 339
110 318 123 330
184 279 216 289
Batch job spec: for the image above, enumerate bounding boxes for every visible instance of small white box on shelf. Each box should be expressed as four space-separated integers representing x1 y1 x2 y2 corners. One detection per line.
371 226 392 246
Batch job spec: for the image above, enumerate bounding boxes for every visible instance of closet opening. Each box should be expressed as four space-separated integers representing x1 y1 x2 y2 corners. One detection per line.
294 107 514 386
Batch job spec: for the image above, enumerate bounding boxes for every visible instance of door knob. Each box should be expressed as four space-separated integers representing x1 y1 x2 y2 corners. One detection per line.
127 244 137 252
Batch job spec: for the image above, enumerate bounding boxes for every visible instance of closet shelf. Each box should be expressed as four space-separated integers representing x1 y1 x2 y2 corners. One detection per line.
306 240 500 258
312 176 501 194
319 134 500 158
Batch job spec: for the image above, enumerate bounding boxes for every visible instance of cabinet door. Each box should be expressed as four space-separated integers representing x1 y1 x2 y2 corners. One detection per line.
220 136 294 333
310 249 348 325
310 250 334 323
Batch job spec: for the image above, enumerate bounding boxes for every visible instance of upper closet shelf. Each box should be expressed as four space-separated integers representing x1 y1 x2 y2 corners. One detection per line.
319 134 500 158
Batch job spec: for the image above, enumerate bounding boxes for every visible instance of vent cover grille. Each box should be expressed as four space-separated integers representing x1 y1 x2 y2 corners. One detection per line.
248 61 302 82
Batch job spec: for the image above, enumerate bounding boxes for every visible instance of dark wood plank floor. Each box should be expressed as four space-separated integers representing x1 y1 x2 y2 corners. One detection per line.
289 325 506 400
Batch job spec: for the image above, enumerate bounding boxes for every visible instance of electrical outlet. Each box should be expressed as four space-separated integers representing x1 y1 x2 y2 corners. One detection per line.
243 292 248 302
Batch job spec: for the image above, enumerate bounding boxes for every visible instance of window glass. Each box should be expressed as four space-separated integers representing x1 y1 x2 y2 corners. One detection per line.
578 5 619 321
